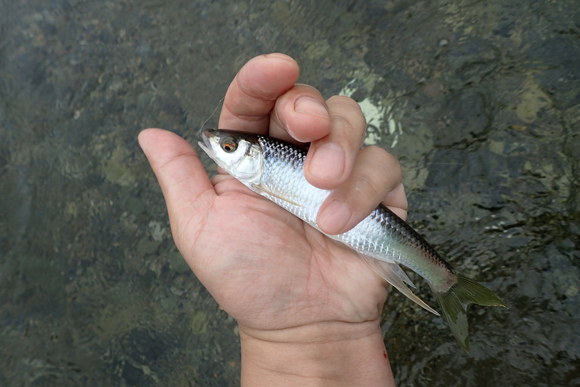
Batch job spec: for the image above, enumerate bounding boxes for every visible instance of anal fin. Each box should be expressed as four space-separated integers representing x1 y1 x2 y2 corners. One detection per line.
388 262 416 289
359 254 440 316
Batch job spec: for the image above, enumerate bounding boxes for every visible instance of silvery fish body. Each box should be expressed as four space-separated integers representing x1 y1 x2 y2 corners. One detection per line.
236 132 452 310
199 129 505 352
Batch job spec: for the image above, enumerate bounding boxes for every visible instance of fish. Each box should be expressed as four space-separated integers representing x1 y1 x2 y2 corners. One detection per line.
198 128 505 352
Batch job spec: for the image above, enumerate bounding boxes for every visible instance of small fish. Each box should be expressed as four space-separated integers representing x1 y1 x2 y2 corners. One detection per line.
199 129 505 352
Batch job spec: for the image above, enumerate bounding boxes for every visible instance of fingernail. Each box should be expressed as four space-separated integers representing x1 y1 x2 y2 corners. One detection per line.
318 200 352 234
294 97 329 119
309 143 345 181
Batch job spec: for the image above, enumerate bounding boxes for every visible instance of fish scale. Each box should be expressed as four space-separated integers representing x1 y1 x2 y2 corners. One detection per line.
199 129 506 352
258 134 449 283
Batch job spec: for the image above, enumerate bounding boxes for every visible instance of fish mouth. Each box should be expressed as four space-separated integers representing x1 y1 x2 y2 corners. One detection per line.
198 129 216 158
198 129 231 172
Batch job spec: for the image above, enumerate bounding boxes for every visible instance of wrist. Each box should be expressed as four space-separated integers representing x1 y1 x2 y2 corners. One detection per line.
239 319 395 387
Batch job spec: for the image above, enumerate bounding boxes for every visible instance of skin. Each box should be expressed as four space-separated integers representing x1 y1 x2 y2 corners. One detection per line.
139 53 407 386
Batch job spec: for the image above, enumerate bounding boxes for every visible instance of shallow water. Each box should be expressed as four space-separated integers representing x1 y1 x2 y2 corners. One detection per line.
1 0 579 386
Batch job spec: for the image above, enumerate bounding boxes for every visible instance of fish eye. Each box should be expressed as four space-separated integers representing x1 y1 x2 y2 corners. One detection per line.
220 137 237 153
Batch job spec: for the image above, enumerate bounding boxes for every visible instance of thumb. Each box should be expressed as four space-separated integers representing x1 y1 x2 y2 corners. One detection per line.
138 128 215 246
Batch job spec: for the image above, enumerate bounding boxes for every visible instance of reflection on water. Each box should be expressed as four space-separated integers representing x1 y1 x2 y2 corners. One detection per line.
1 0 578 386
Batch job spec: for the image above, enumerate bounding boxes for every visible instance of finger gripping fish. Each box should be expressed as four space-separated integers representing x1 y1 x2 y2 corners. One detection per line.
199 129 505 352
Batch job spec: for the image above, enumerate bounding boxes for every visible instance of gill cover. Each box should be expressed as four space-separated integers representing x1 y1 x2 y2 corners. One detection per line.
199 129 263 183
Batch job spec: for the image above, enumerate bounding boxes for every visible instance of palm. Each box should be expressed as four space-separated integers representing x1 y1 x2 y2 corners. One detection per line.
141 55 399 385
179 174 387 332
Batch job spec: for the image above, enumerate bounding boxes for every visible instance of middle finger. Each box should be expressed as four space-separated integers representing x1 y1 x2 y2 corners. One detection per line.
304 96 367 190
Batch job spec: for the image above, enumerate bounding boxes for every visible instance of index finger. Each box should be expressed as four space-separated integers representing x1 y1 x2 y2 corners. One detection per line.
219 53 299 134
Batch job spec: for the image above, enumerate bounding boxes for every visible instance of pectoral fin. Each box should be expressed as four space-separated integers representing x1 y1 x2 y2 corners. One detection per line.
251 183 303 207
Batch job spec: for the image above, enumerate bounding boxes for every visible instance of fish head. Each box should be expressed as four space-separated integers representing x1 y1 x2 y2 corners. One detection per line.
198 129 263 182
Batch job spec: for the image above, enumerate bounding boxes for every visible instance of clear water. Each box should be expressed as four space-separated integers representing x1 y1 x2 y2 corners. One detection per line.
1 0 578 386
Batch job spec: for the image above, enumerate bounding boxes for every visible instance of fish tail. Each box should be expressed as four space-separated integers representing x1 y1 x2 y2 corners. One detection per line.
433 274 506 353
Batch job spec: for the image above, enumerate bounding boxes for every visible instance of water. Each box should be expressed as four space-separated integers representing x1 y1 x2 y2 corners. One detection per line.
1 0 579 386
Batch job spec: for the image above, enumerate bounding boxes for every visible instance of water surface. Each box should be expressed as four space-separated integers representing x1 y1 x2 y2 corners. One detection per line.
1 0 579 386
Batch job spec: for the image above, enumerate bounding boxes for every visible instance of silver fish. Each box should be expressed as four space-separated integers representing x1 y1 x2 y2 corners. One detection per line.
199 129 505 352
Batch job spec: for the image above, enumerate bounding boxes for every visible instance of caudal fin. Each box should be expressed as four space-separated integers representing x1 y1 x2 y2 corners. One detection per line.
434 274 506 353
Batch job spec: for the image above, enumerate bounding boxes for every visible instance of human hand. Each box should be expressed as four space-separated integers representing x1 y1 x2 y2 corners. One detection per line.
139 53 403 386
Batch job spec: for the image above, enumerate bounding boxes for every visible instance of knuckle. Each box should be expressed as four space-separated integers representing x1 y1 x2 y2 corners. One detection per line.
327 117 366 149
353 173 382 198
294 83 321 94
327 96 366 126
327 95 359 108
329 115 360 146
364 146 402 181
